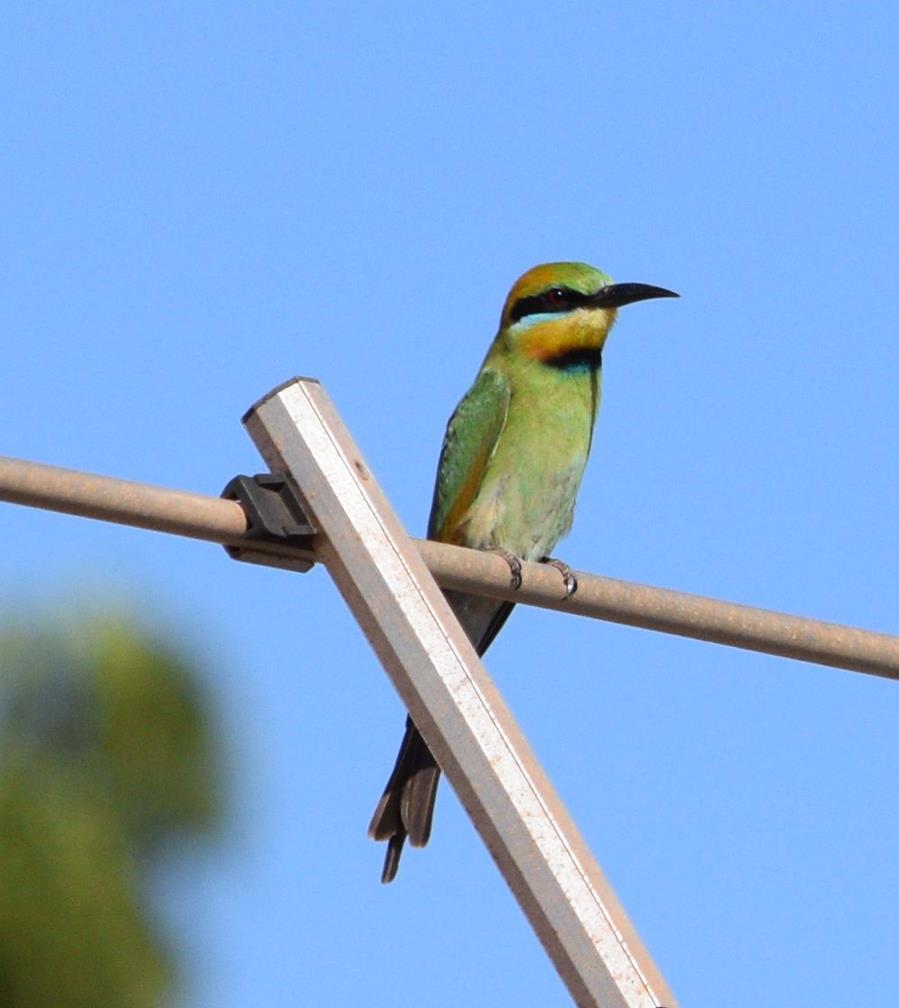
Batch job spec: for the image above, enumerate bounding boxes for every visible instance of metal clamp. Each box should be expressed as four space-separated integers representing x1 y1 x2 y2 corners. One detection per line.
221 473 317 572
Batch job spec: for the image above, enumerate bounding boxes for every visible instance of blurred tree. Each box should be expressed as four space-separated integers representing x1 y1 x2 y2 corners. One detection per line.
0 613 220 1008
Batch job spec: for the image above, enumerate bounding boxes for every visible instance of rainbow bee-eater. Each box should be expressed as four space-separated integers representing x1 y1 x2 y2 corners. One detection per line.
369 262 678 882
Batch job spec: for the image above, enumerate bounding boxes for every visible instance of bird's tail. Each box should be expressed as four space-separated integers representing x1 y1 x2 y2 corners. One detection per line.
368 590 514 882
367 716 440 883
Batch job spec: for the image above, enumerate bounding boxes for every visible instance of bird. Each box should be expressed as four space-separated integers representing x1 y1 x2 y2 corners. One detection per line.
368 261 678 882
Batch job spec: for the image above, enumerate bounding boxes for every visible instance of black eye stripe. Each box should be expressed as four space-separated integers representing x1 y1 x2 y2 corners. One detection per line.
509 287 591 323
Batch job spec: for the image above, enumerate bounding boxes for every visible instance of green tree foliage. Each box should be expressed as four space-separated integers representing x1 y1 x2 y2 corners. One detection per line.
0 613 220 1008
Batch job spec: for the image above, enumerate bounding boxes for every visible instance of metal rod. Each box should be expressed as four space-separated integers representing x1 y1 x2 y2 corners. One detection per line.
1 455 898 681
418 541 899 682
241 377 676 1008
0 454 248 544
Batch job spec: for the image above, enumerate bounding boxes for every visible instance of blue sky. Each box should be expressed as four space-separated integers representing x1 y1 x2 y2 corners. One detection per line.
2 2 898 1005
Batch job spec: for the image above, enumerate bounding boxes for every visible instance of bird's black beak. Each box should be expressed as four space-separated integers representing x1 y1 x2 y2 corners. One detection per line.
589 283 679 308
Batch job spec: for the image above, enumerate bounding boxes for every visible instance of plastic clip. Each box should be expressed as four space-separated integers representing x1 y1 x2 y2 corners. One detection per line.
221 473 316 572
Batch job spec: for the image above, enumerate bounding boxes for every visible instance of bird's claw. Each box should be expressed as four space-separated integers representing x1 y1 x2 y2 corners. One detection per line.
491 548 523 590
542 556 578 599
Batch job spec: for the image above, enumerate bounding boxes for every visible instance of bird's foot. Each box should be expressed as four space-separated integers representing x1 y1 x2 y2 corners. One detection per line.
541 556 578 599
491 548 523 590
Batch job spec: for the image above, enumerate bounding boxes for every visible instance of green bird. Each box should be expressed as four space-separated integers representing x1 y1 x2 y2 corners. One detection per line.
369 261 677 882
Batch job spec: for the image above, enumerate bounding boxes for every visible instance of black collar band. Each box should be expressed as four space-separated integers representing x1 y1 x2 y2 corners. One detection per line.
542 347 603 372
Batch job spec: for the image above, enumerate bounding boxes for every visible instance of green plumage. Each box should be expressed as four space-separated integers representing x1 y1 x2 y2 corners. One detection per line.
368 262 677 882
433 354 599 560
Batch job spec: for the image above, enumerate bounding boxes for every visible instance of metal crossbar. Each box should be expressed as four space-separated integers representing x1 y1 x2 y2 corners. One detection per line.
1 456 897 683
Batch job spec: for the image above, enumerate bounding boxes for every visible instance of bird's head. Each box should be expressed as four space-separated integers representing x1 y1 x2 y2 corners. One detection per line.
496 262 677 367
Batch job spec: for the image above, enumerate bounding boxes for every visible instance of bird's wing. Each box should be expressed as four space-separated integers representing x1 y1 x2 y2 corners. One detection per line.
371 369 513 881
428 366 511 543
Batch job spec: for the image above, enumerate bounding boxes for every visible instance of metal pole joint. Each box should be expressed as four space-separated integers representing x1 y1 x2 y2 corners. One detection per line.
221 472 317 573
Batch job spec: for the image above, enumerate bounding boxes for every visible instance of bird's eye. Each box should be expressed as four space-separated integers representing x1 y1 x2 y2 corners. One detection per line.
508 286 582 323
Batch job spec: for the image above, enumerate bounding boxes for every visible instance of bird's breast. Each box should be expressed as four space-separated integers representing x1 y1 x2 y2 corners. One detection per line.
456 370 598 560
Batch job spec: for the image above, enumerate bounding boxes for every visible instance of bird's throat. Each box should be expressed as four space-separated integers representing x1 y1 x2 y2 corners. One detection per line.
516 309 614 369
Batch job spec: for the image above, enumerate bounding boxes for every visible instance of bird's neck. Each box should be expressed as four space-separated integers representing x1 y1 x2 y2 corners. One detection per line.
503 309 615 367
